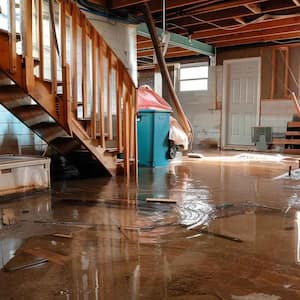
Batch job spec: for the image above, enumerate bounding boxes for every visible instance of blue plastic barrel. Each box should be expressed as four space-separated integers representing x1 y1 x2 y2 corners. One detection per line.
137 110 170 167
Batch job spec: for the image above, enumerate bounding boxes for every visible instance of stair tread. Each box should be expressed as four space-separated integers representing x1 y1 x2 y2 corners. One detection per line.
30 122 58 128
0 84 26 101
283 149 300 155
287 122 300 128
0 28 21 41
273 138 300 145
286 131 300 136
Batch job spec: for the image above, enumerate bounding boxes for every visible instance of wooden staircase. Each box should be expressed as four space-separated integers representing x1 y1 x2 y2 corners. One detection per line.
0 0 137 177
273 121 300 154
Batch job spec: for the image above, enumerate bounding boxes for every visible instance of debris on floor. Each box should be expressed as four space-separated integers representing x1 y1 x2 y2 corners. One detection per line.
187 152 204 158
52 233 73 239
4 252 48 272
274 168 300 180
146 197 177 203
231 293 281 300
24 248 69 266
2 208 16 225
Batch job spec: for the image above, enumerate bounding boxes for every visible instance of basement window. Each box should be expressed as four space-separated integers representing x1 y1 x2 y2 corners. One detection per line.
179 63 208 92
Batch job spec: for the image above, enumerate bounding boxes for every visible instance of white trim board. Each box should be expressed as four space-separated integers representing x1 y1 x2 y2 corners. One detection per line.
221 57 261 149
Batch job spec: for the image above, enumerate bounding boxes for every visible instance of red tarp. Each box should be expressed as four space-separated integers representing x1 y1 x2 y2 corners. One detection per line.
137 86 172 111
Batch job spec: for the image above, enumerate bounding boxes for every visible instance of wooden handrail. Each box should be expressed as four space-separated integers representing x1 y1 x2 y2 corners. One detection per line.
5 0 137 177
290 92 300 117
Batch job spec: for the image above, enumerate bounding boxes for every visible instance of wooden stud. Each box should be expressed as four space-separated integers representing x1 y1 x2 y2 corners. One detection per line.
284 47 289 98
71 3 78 113
130 84 137 179
245 3 261 14
91 29 97 139
271 48 276 99
234 17 246 25
292 0 300 6
116 61 123 153
60 0 66 67
81 14 87 118
9 0 16 74
107 50 113 140
123 92 130 178
38 0 44 80
98 38 105 148
22 0 34 91
142 2 192 139
63 64 71 128
49 0 57 94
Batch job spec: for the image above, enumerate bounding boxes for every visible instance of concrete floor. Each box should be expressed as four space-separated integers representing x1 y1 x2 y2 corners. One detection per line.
1 151 300 299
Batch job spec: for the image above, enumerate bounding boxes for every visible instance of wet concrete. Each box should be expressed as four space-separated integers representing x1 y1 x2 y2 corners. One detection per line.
1 151 300 299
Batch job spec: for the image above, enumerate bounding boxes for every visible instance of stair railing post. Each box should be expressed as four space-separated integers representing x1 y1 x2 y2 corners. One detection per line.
22 0 34 92
9 0 17 74
60 0 68 128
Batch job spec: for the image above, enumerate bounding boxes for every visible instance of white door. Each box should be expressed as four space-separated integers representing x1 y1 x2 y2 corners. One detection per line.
223 58 261 146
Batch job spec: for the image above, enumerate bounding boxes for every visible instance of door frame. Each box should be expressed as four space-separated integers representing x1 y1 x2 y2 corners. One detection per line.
221 57 261 149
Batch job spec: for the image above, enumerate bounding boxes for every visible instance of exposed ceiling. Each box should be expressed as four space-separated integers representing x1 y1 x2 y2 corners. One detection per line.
105 1 300 65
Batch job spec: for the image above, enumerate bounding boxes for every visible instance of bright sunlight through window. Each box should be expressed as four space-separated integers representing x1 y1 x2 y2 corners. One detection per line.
179 64 208 92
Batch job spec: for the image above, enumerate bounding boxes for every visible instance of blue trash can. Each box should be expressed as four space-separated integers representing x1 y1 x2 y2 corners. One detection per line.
137 110 170 167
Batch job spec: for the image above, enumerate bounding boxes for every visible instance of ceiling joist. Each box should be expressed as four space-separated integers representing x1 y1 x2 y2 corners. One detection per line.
137 23 215 57
245 3 261 13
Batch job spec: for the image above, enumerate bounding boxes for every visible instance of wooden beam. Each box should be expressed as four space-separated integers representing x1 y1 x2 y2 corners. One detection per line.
81 14 87 118
234 17 246 25
9 0 16 74
165 1 290 27
292 0 300 6
142 2 192 139
245 3 261 13
150 0 230 13
271 48 275 99
192 16 300 40
38 0 44 80
206 24 300 45
71 3 78 112
98 37 105 148
107 50 113 140
22 0 34 91
163 0 267 23
215 31 300 47
116 62 123 153
110 0 148 9
91 29 97 139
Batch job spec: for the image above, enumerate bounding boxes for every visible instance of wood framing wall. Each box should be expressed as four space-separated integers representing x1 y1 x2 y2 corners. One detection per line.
139 43 300 148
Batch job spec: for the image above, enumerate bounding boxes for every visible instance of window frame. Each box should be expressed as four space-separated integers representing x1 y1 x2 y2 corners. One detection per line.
179 62 209 92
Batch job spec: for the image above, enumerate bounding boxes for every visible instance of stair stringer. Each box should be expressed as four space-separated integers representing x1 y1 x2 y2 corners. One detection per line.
0 33 62 128
68 116 116 176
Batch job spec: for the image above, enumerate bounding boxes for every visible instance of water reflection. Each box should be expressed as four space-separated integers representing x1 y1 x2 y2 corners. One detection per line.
3 157 300 298
0 238 23 269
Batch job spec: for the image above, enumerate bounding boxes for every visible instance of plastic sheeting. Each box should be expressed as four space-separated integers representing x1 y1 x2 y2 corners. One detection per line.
169 116 189 150
137 85 172 111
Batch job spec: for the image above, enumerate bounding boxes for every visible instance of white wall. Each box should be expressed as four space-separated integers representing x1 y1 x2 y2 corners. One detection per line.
260 100 295 136
174 62 295 149
174 64 222 147
86 12 137 86
0 105 45 155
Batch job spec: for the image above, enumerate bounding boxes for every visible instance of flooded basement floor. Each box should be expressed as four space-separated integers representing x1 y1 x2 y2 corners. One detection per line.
1 151 300 299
